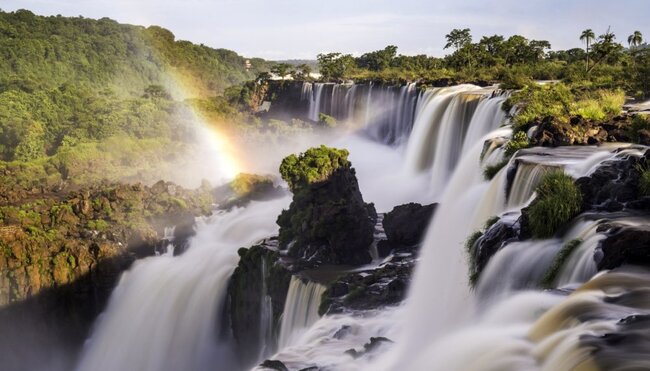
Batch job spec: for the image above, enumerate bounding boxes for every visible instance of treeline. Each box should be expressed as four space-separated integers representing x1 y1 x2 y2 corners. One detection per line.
306 28 649 98
0 9 271 170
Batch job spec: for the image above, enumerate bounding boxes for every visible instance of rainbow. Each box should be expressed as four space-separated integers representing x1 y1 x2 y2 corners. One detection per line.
163 67 245 182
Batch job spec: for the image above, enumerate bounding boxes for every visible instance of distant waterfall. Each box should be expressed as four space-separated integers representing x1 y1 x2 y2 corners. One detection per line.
303 82 419 145
277 276 327 349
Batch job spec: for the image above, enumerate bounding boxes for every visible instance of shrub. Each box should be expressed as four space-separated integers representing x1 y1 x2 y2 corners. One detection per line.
627 115 650 143
526 171 582 238
504 131 530 158
318 113 338 128
483 158 509 180
279 145 350 192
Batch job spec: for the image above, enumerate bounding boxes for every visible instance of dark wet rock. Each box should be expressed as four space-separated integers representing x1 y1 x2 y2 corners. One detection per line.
473 217 521 276
319 253 415 315
381 203 437 250
226 241 292 366
345 337 393 359
597 226 650 270
214 173 285 210
259 359 289 371
333 325 353 339
575 151 647 212
581 313 650 371
277 147 376 268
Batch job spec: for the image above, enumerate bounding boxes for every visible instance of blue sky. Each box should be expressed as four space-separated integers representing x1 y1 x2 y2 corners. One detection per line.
2 0 648 60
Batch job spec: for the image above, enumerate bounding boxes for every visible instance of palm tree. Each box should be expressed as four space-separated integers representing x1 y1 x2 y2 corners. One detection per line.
628 30 643 48
580 29 595 71
628 31 643 68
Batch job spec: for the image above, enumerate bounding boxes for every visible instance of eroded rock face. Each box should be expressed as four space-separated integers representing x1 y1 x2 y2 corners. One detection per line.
576 150 649 212
528 115 636 147
277 147 376 268
226 241 292 366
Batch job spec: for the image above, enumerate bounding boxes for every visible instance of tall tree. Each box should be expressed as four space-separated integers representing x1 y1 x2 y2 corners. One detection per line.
580 29 595 72
628 30 643 48
444 28 473 69
628 31 643 68
589 28 623 72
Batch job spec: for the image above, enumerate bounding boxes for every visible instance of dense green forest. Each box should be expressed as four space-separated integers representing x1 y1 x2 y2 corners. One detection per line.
0 9 273 186
302 28 649 98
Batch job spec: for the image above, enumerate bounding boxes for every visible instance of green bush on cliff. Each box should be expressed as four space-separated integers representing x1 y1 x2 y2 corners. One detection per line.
627 115 650 143
504 131 530 158
505 83 626 128
526 171 582 238
279 145 350 192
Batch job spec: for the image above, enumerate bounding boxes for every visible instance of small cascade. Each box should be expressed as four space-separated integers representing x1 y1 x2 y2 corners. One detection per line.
156 226 176 256
506 162 558 209
277 276 327 349
258 259 274 360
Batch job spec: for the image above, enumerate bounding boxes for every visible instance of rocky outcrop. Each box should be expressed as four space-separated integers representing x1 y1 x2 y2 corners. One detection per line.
319 252 415 315
526 114 650 147
214 173 285 210
277 146 376 268
226 240 292 366
597 225 650 270
576 149 649 212
377 203 436 256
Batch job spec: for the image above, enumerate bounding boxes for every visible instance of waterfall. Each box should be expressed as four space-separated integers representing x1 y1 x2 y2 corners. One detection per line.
277 276 327 349
75 196 290 371
403 85 507 194
302 82 419 145
258 259 274 360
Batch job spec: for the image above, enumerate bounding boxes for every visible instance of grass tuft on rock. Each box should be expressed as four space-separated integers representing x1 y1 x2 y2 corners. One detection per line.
539 239 583 289
527 171 582 238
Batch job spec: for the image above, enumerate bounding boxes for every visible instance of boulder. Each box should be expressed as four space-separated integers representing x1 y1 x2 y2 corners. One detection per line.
382 203 437 249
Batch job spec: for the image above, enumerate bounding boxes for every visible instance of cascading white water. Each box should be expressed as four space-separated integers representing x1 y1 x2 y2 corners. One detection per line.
75 196 290 371
304 82 419 145
277 276 327 349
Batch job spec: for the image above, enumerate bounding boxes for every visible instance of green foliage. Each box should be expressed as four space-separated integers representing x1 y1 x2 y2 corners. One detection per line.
504 131 530 157
229 173 274 197
526 171 582 238
506 82 625 127
318 113 337 128
539 239 583 288
483 158 509 180
317 53 356 82
279 145 350 192
0 8 272 175
627 115 650 143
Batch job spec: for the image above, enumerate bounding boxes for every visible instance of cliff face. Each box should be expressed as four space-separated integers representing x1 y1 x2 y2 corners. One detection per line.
0 180 215 370
225 241 292 367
